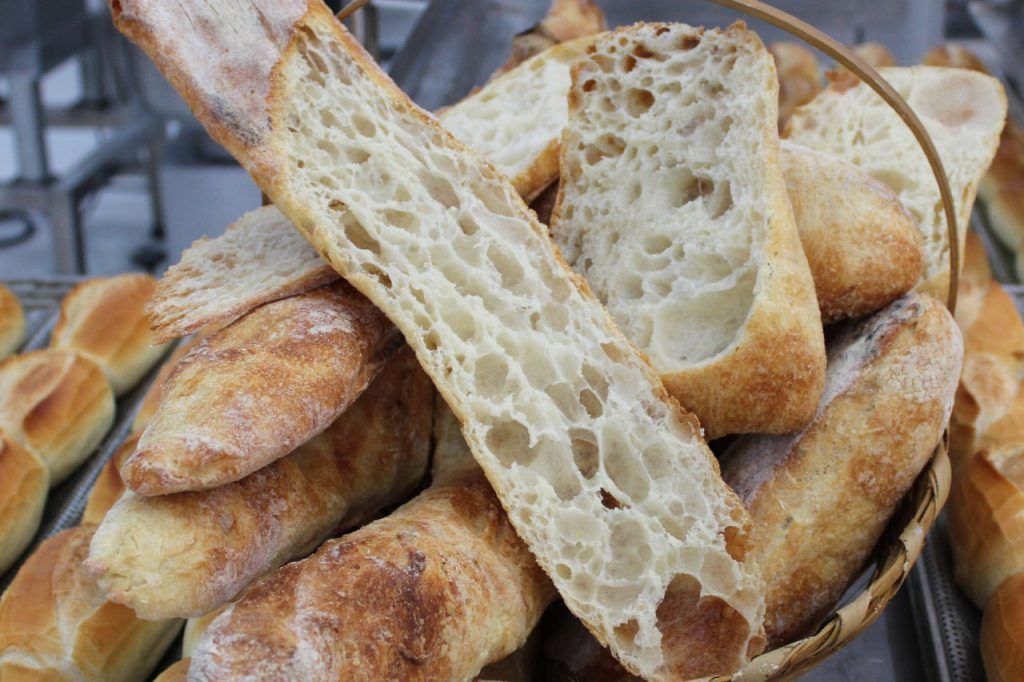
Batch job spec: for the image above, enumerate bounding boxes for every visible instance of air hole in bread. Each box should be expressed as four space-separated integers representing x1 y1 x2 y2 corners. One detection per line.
486 419 536 468
622 55 637 73
582 78 597 92
599 488 622 510
626 88 655 117
363 264 392 289
351 113 376 137
570 428 599 477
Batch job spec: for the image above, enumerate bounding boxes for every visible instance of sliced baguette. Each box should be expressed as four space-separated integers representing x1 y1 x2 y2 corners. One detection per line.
781 141 923 322
550 23 825 438
111 4 765 677
785 66 1007 299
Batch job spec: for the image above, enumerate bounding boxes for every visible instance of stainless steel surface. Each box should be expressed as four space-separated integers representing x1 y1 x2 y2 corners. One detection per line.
8 73 50 182
970 2 1024 94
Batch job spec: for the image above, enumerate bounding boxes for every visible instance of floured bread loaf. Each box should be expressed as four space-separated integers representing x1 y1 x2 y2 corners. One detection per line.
550 22 825 438
0 283 24 360
786 66 1007 298
111 3 766 677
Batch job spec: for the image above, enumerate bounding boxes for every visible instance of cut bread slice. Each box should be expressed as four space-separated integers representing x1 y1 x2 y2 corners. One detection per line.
111 3 766 678
781 141 923 322
785 66 1007 299
550 22 825 439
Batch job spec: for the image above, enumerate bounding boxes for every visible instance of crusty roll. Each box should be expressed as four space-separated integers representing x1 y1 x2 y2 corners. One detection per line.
154 659 190 681
0 283 24 360
0 526 182 681
0 432 48 575
768 42 821 129
981 572 1024 682
721 293 962 646
948 446 1024 607
123 280 401 495
189 402 557 681
781 141 924 322
80 434 138 527
87 349 432 620
922 43 989 73
50 273 168 396
0 349 115 485
979 123 1024 280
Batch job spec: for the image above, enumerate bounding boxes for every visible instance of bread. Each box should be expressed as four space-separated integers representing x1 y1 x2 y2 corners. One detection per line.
979 123 1024 280
829 42 898 90
0 432 48 575
112 4 766 677
550 23 825 438
0 526 182 681
183 608 223 658
147 207 339 343
49 273 168 395
0 349 115 485
956 230 994 328
441 35 597 202
88 349 432 620
768 42 821 128
981 572 1024 682
80 433 138 526
123 281 401 495
786 66 1007 299
130 331 209 435
154 659 190 682
721 293 962 646
189 402 557 680
947 445 1024 607
488 0 606 79
922 43 989 73
780 141 923 322
531 180 559 226
0 283 24 360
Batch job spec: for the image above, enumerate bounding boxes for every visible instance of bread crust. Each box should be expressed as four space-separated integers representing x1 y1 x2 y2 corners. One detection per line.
979 124 1024 279
0 283 24 360
0 432 48 575
0 349 115 485
80 433 137 526
722 293 962 646
0 526 182 681
123 281 402 494
981 572 1024 682
88 349 432 620
768 42 821 129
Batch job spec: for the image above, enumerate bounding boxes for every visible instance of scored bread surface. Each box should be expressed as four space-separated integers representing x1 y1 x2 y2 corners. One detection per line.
110 2 766 677
550 23 825 438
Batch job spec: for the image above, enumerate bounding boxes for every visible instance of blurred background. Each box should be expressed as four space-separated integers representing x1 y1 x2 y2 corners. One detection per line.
0 0 1017 277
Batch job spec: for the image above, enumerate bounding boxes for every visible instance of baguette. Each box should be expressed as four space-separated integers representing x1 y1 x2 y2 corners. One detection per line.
0 283 24 360
50 273 168 395
780 141 923 322
947 445 1024 607
0 349 115 485
189 402 557 680
0 432 48 575
80 433 138 526
123 281 401 494
550 23 825 438
111 4 765 676
981 572 1024 682
131 331 210 435
979 123 1024 280
785 66 1007 299
721 293 962 646
768 42 821 129
0 526 182 681
87 349 432 620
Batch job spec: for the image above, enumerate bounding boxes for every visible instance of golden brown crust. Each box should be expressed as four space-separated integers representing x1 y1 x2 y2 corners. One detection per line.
828 42 898 90
0 283 25 360
487 0 607 80
81 434 137 526
0 432 48 575
154 659 190 682
981 572 1024 682
721 294 962 646
123 281 401 495
978 123 1024 272
922 44 989 73
768 42 821 129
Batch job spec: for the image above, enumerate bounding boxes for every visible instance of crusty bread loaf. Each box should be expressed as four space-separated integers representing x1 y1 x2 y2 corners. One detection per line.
130 331 209 435
780 141 923 322
88 349 432 620
981 572 1024 682
0 526 182 681
154 659 190 682
124 281 401 495
0 432 48 575
948 445 1024 607
768 42 821 129
111 4 766 677
786 66 1007 299
0 349 115 485
550 23 825 438
0 283 24 360
80 433 138 526
922 43 989 73
50 273 168 395
979 124 1024 280
721 293 962 646
190 402 557 680
956 230 994 328
828 42 898 90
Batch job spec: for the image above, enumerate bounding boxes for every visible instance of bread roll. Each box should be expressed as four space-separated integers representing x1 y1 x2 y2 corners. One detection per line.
189 403 557 680
550 23 825 439
113 5 766 677
123 281 401 495
0 526 182 681
80 433 138 526
768 42 821 128
154 659 190 681
50 273 168 395
721 293 962 646
781 141 923 322
948 446 1024 607
487 0 606 81
0 349 115 485
922 43 989 73
0 283 24 360
88 349 432 620
786 66 1007 299
981 572 1024 682
0 432 48 575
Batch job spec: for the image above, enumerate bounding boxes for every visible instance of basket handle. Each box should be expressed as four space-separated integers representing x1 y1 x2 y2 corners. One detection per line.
705 0 960 314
